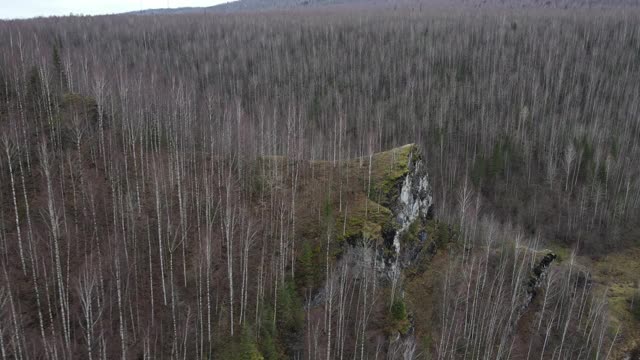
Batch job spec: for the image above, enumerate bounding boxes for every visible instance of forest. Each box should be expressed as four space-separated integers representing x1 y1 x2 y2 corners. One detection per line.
0 5 640 359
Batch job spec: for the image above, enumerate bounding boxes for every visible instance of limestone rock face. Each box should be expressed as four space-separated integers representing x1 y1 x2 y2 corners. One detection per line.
361 143 434 279
390 148 433 270
307 144 434 305
306 144 435 281
394 149 433 229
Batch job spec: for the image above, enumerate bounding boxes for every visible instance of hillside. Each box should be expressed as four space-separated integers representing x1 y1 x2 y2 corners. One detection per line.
127 0 640 15
1 6 640 360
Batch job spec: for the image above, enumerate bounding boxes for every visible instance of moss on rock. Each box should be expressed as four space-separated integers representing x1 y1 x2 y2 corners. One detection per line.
368 144 420 207
338 194 393 244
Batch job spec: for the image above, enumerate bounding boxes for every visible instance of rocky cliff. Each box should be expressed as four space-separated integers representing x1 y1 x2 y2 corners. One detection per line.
333 144 434 281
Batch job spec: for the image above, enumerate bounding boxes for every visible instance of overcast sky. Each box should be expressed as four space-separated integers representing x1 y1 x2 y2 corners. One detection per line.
2 0 232 19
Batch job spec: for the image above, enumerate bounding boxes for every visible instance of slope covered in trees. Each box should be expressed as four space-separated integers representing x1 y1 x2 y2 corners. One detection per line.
0 6 639 359
128 0 640 15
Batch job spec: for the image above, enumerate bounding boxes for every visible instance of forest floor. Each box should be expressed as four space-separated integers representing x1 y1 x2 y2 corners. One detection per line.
587 247 640 356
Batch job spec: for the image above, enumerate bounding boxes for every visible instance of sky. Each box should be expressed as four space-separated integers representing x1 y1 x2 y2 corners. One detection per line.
2 0 232 19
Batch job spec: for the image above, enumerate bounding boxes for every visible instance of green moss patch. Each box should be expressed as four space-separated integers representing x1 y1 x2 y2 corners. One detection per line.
589 247 640 356
547 244 572 263
368 144 418 206
338 194 393 244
